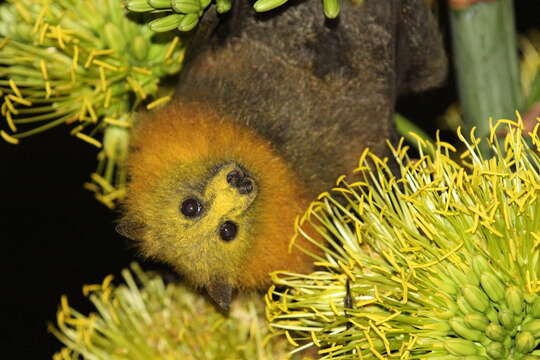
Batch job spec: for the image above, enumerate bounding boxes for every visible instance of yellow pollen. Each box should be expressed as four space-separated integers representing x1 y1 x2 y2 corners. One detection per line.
311 331 321 347
318 345 343 354
133 66 152 75
285 330 298 346
6 112 16 132
104 117 131 127
104 87 112 108
82 284 101 296
93 59 118 71
146 95 172 110
8 94 31 107
1 130 19 144
165 36 180 61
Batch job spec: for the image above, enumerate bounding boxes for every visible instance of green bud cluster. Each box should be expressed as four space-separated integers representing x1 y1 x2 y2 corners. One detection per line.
50 263 294 360
430 264 540 358
126 0 229 33
267 120 540 359
126 0 342 33
0 0 184 207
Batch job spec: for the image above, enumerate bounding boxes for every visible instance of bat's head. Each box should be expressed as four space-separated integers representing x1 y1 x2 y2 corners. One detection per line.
117 102 317 310
119 159 259 309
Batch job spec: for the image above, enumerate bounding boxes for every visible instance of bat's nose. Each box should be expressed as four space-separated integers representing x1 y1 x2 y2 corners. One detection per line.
226 170 254 194
236 178 253 194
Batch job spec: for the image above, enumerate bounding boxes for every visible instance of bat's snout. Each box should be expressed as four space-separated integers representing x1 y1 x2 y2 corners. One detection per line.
226 169 254 195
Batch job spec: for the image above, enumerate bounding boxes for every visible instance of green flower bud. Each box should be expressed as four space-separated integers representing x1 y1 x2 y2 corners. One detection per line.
463 285 490 313
148 0 172 9
200 0 211 8
447 265 469 286
253 0 288 13
450 318 483 341
444 339 479 356
103 126 130 162
522 319 540 338
506 286 524 315
323 0 340 19
435 308 456 320
472 255 490 277
498 309 515 330
486 341 504 359
525 292 536 304
177 13 199 31
172 0 200 13
80 10 105 30
458 296 477 315
126 0 154 12
216 0 232 13
104 23 126 53
15 23 33 42
485 323 505 341
445 298 460 315
423 320 451 333
516 331 535 353
132 36 149 61
147 43 167 63
480 272 504 303
433 275 458 295
531 296 540 318
464 313 489 331
149 14 184 32
486 308 499 324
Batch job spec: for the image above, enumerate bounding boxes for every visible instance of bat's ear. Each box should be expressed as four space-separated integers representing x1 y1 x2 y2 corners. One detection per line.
207 279 233 312
115 218 145 242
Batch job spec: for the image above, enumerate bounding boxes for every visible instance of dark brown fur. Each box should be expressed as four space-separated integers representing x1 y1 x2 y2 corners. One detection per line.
174 0 448 197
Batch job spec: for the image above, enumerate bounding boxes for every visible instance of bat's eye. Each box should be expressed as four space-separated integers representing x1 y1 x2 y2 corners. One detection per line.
219 221 238 241
180 198 203 218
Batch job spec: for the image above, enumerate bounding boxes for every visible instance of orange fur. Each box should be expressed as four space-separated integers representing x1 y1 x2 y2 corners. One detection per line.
124 101 319 289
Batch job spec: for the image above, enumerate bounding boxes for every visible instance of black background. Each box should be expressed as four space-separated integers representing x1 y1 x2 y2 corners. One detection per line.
1 2 539 358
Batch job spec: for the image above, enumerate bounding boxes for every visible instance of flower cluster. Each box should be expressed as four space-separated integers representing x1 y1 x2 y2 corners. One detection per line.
267 117 540 359
51 263 293 359
126 0 342 33
0 0 184 207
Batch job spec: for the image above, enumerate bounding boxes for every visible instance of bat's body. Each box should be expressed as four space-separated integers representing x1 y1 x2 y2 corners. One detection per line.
120 0 447 308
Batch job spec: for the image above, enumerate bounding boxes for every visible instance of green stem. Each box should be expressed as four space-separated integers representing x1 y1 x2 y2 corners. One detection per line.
526 71 540 108
13 113 76 138
449 0 523 154
13 108 76 124
394 113 436 157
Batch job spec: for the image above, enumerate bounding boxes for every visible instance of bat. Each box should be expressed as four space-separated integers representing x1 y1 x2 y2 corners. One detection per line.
117 0 447 310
